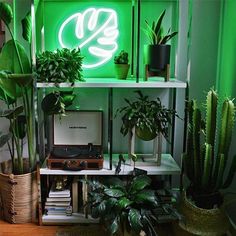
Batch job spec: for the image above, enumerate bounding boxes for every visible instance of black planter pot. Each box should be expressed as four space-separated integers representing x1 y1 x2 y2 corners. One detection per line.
144 44 171 71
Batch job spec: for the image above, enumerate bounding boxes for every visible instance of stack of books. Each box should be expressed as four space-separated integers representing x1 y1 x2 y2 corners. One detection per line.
45 187 72 216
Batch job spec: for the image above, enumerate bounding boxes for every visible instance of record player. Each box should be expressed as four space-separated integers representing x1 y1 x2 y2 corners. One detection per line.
47 111 103 170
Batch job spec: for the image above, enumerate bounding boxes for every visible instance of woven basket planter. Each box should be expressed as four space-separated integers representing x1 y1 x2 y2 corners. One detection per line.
179 193 230 235
0 164 38 224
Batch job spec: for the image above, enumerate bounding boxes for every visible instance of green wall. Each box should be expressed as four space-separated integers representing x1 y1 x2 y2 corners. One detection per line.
216 0 236 192
217 0 236 98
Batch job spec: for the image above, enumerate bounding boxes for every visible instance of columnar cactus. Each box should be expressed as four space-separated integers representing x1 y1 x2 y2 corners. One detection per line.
183 89 236 199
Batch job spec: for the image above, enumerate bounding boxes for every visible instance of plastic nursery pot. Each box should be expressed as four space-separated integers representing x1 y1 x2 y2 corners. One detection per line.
114 64 130 80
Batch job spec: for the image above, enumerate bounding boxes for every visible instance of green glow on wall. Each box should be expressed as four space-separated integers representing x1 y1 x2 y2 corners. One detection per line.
44 1 131 77
58 8 119 69
217 0 236 98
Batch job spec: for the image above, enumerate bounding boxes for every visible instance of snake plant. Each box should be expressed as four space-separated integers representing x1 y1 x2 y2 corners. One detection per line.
183 89 236 208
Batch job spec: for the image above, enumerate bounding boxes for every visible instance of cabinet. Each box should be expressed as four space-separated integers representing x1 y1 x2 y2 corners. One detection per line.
33 0 189 225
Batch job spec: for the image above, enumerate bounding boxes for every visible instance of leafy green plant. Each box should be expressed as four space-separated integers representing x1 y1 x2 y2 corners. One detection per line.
116 90 177 141
143 10 178 45
183 89 236 209
86 175 158 236
36 48 84 84
114 50 129 64
0 2 36 174
41 90 76 115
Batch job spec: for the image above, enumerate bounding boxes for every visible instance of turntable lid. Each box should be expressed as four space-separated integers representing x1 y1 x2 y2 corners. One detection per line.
53 111 102 146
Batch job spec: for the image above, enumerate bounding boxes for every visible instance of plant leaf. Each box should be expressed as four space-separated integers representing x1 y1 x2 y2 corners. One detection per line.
130 175 151 193
117 197 133 209
0 2 13 25
21 11 32 43
128 208 143 233
0 133 12 148
110 217 119 235
0 106 24 119
0 40 31 74
0 72 21 99
154 10 166 38
59 8 118 68
104 188 125 198
135 190 157 205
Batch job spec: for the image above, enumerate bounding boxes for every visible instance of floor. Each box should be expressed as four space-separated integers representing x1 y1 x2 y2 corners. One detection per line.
0 220 57 236
0 219 178 236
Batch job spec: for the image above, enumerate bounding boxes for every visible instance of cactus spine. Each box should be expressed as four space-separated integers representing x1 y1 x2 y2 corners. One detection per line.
184 89 236 199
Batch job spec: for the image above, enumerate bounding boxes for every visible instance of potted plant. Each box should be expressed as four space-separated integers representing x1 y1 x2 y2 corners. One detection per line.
41 90 76 116
0 2 38 223
85 175 158 236
116 90 177 141
180 89 236 235
36 48 84 85
114 50 130 80
142 10 177 80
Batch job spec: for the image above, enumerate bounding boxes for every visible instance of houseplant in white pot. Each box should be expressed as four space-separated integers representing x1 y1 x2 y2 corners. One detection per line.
143 10 177 81
114 50 130 80
180 89 236 235
0 2 38 223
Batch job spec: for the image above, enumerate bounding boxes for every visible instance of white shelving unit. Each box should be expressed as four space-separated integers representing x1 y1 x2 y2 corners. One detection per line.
36 78 187 88
37 78 185 225
34 0 188 225
40 154 180 176
42 213 99 225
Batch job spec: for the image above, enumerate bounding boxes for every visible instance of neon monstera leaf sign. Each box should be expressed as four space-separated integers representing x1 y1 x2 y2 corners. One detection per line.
58 8 119 69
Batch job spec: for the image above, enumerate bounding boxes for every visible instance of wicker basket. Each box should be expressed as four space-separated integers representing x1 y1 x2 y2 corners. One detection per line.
179 193 230 235
0 167 38 223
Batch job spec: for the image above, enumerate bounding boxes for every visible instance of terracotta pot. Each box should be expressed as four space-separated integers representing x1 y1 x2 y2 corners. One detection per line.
179 193 230 235
0 161 38 223
114 64 130 80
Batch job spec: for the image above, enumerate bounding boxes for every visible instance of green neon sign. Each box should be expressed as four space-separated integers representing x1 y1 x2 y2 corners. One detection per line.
58 8 119 69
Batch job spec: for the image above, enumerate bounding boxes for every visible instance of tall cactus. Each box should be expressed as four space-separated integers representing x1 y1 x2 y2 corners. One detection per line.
184 89 236 201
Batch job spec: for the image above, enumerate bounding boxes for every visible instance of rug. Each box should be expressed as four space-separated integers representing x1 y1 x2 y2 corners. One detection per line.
56 225 109 236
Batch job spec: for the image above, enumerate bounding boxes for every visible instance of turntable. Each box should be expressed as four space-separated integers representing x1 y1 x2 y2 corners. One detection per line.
47 111 103 170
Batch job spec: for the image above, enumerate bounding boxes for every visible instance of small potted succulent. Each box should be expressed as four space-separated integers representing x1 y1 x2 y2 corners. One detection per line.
143 10 178 74
114 50 130 80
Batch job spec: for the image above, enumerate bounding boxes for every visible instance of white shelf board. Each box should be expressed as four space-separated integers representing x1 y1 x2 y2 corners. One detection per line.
40 153 180 176
36 77 186 88
42 213 99 225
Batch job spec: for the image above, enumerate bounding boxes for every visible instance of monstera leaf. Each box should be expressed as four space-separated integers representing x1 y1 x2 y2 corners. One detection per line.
59 8 118 68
